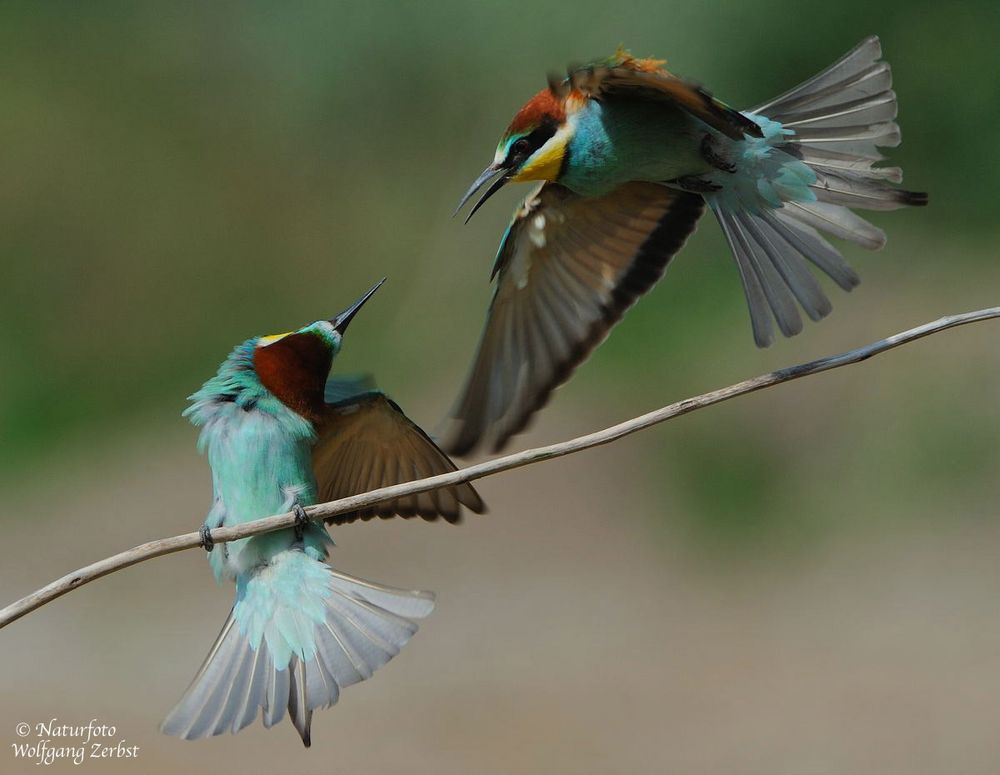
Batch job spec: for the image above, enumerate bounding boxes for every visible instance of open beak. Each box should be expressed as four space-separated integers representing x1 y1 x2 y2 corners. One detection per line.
330 278 385 335
454 163 510 223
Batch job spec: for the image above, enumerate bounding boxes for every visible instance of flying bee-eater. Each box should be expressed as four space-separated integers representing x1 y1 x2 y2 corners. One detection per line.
444 36 927 455
162 279 484 746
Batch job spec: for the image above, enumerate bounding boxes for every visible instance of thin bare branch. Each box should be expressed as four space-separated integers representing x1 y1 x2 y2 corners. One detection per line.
2 307 998 629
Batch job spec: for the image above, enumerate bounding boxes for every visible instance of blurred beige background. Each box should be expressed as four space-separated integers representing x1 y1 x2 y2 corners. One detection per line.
2 2 999 773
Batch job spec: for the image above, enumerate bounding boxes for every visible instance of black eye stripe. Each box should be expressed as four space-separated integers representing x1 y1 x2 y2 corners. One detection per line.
505 120 558 166
525 124 556 147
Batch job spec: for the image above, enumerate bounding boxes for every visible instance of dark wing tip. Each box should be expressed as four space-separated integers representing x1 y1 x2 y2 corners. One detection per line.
442 434 475 458
901 190 928 206
459 484 487 514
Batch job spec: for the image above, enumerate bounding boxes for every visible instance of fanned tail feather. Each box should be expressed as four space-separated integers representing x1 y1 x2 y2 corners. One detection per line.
711 203 862 346
761 36 928 218
706 36 926 346
161 552 434 746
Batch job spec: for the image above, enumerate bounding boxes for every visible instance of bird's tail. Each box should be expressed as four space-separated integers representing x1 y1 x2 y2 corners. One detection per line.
704 35 927 347
161 549 434 746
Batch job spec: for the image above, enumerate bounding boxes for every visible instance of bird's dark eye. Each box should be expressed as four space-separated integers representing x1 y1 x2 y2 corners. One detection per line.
504 123 556 166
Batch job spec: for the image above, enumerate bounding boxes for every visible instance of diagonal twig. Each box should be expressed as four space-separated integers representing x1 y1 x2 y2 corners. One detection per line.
2 306 998 630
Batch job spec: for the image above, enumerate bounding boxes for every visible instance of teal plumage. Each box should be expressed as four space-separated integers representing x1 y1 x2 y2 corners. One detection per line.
163 283 484 746
185 336 325 583
444 37 927 455
561 99 708 195
193 342 332 679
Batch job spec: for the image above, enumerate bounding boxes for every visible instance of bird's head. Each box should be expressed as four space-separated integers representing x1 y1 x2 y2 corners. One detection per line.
252 278 384 417
456 88 576 221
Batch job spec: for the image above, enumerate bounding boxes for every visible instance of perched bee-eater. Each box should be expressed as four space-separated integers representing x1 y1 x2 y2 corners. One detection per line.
162 279 484 746
445 37 926 455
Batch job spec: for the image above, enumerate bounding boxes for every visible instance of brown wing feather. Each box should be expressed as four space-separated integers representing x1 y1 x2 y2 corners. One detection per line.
566 52 762 140
440 182 705 457
314 392 485 524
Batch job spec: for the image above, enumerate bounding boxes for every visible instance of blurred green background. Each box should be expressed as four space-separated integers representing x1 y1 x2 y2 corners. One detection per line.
2 2 999 773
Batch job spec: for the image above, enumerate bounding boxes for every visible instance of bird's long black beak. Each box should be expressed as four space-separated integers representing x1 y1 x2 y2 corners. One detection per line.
330 278 385 335
455 163 510 223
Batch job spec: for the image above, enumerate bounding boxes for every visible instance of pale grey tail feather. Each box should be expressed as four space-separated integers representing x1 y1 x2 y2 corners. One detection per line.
780 90 897 132
767 209 862 290
713 37 926 347
161 571 434 747
712 203 863 347
781 199 886 249
796 146 902 182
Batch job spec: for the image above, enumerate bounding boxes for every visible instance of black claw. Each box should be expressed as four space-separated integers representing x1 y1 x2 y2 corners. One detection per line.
199 525 214 552
701 133 736 173
673 175 722 193
293 504 310 541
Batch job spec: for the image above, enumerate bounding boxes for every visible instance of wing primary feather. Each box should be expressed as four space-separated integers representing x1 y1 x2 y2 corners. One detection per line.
442 185 704 455
317 393 483 522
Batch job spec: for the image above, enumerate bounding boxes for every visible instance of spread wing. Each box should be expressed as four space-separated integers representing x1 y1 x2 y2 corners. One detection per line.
314 391 485 524
559 51 762 141
440 181 704 457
